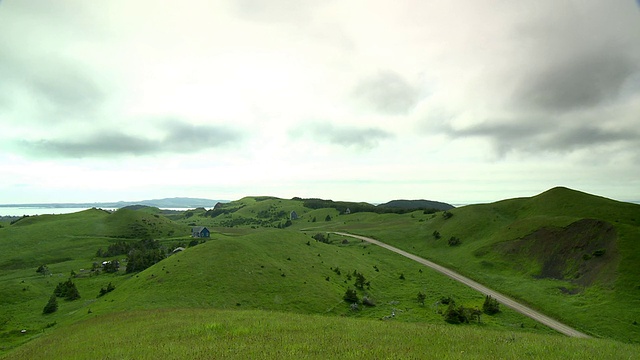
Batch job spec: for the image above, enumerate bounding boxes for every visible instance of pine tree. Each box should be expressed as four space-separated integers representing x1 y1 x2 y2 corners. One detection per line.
43 294 58 314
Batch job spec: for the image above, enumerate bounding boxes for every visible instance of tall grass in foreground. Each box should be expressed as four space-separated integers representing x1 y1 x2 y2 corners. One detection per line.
3 309 637 360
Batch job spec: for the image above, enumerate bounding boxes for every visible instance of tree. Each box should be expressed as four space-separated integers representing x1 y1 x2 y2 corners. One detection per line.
443 303 471 324
442 211 453 219
448 236 461 246
343 288 359 303
432 230 441 240
43 294 58 314
54 279 81 300
354 272 367 289
482 295 500 315
325 215 332 221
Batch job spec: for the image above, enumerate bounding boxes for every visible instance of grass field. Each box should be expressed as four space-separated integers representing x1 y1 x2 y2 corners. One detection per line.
3 309 638 360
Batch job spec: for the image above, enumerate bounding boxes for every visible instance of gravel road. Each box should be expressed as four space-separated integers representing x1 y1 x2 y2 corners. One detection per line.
333 232 591 338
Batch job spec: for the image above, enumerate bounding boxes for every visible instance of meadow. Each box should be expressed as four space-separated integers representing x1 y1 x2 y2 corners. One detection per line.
4 309 637 360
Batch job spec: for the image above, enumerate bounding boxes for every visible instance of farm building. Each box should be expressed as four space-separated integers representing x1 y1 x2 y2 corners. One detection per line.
191 226 210 238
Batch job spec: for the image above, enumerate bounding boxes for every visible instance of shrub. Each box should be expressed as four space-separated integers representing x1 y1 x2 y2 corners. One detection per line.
482 295 500 315
593 249 606 257
36 264 49 276
344 288 359 303
325 215 332 221
432 230 441 240
443 303 471 324
442 211 453 219
98 282 116 297
440 296 454 305
313 233 329 243
448 237 461 246
417 291 426 305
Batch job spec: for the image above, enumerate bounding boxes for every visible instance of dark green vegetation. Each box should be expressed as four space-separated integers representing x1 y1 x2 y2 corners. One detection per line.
1 187 639 357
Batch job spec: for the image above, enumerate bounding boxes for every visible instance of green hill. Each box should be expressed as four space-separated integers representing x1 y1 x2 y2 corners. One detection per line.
338 187 640 342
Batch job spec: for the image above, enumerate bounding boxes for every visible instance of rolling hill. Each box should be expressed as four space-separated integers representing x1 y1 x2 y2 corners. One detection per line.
1 187 639 357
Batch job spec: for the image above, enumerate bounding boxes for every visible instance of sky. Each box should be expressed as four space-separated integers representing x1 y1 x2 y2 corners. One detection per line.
1 0 639 205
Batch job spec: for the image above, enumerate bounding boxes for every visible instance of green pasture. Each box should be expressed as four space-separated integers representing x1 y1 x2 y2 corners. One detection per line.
4 309 638 360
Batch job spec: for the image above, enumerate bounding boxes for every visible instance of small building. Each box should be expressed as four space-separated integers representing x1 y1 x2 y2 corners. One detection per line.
290 211 298 220
191 226 210 238
344 208 351 214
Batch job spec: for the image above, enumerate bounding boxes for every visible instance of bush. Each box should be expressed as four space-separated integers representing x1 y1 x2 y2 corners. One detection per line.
343 288 359 303
443 303 470 324
448 237 461 246
442 211 453 219
440 296 454 305
325 215 332 221
313 233 329 243
98 282 116 297
417 292 426 305
432 230 441 240
593 249 606 257
36 264 49 276
483 295 500 315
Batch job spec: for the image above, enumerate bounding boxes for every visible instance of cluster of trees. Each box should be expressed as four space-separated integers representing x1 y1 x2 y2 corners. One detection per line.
95 239 169 274
203 204 244 218
431 230 462 246
43 279 81 314
98 282 115 297
301 198 439 215
441 295 501 324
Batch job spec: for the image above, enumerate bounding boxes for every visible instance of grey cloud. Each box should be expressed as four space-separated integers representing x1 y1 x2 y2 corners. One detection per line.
505 2 640 113
0 53 105 123
352 71 420 115
512 49 639 112
292 122 393 149
445 120 639 155
18 121 243 158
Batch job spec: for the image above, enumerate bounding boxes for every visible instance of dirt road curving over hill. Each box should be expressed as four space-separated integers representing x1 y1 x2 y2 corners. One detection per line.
333 232 591 338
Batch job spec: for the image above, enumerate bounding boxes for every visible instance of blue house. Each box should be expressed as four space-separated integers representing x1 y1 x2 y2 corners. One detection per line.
191 226 210 238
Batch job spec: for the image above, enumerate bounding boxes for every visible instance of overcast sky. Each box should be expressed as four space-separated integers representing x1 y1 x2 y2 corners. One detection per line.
1 0 639 205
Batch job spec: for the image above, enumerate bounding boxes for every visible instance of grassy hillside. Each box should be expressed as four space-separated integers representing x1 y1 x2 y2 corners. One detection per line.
2 187 639 356
4 309 638 360
336 187 640 342
0 208 190 351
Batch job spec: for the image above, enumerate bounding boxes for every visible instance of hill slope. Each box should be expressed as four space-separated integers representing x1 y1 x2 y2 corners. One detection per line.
337 187 640 342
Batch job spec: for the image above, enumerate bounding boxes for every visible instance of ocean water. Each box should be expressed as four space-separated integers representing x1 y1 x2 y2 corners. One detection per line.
0 207 192 217
0 207 98 216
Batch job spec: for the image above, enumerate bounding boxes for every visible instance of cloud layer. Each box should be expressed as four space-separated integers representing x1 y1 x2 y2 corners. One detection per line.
0 0 639 203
